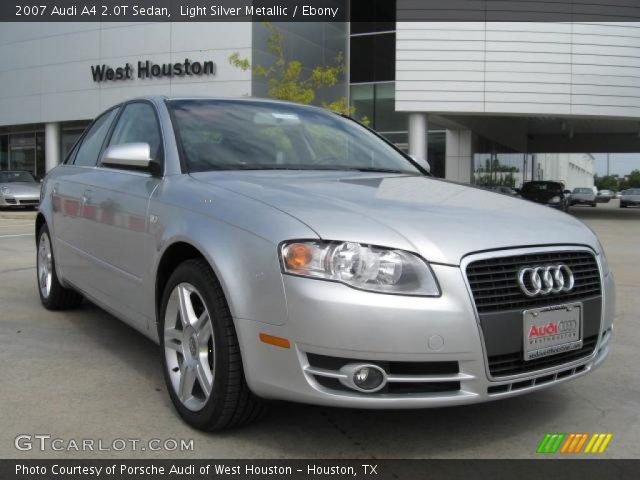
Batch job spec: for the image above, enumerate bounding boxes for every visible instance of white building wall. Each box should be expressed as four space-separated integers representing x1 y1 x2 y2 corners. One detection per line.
0 22 253 126
535 153 595 190
395 20 640 118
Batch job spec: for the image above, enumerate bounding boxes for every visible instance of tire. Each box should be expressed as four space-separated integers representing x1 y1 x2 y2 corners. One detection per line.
591 203 597 207
620 203 627 208
37 224 83 310
159 258 265 431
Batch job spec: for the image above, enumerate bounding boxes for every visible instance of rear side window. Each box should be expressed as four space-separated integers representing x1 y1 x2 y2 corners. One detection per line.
106 102 162 161
73 108 119 166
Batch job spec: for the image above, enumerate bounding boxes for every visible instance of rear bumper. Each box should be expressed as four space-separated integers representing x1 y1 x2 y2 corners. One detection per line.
235 261 615 409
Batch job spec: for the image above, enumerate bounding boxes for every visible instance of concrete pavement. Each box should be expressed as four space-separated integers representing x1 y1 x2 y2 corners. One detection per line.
0 202 638 459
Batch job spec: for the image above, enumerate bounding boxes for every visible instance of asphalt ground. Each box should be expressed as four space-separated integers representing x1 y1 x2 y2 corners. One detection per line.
0 201 638 459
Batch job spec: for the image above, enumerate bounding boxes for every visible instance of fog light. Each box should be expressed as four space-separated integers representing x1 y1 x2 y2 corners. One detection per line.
339 363 387 393
353 367 384 390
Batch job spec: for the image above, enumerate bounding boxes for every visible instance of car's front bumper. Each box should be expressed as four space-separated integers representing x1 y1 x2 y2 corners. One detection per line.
236 261 615 408
0 193 40 207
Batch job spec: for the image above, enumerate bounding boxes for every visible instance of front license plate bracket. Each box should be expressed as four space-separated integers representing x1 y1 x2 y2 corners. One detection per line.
523 303 583 361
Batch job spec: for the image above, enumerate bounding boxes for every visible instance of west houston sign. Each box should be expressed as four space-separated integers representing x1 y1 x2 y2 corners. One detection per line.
91 59 216 82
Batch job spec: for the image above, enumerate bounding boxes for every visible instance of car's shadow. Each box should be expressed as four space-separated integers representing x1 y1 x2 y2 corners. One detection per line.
65 300 580 457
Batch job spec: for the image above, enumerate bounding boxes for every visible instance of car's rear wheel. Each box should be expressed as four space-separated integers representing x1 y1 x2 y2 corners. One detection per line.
37 224 83 310
159 259 265 431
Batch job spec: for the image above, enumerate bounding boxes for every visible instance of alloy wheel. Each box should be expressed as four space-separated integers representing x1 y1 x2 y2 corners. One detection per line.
37 232 53 299
164 283 215 412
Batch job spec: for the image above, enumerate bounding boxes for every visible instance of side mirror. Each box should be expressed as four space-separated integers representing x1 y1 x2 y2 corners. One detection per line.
564 189 572 195
410 155 431 173
102 143 160 175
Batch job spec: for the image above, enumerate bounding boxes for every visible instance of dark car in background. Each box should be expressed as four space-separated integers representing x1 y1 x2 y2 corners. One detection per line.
620 189 640 208
570 187 597 207
519 181 570 212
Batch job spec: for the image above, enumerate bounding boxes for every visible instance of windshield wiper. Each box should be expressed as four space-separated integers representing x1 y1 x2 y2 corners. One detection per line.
335 167 414 174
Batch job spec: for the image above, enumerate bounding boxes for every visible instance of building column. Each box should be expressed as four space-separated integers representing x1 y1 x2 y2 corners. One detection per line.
45 122 61 172
408 113 429 169
445 129 473 183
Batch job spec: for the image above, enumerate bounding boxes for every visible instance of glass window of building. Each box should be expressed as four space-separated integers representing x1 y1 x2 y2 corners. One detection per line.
0 136 7 171
349 33 396 84
350 0 396 34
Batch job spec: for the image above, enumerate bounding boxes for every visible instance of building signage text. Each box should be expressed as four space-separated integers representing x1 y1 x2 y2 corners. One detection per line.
91 59 216 82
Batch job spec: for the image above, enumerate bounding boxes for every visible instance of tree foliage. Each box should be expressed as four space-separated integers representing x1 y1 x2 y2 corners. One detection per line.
595 170 640 191
229 23 368 123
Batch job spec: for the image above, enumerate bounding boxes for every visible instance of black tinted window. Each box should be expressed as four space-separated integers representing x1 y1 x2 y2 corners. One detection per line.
73 108 119 166
107 102 162 161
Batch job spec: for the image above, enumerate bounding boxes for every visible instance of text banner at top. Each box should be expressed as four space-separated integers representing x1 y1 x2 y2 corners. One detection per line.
3 0 640 22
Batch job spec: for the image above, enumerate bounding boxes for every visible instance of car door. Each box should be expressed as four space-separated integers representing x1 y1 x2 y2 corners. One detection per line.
74 101 164 328
50 107 120 285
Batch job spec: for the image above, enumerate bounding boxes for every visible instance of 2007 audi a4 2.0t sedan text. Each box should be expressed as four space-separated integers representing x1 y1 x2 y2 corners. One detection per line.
36 97 615 430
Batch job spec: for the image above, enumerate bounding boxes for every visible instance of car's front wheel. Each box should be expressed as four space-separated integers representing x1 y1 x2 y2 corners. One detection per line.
159 259 265 431
37 224 83 310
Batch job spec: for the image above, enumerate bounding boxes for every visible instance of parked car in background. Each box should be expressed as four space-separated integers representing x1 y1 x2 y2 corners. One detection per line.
570 187 597 207
620 188 640 208
0 171 41 208
596 190 615 203
489 185 520 197
36 97 614 430
519 181 570 212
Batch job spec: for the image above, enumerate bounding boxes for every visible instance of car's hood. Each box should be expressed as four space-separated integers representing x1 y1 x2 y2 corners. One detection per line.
191 171 597 265
1 182 40 196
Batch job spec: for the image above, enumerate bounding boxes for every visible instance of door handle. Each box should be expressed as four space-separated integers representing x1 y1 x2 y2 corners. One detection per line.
52 183 59 195
82 190 92 204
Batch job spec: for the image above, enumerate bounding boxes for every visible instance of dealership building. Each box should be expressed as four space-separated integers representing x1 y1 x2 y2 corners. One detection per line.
1 1 639 187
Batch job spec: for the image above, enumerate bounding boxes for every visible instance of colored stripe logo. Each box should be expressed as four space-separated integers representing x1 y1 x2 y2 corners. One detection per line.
537 433 613 454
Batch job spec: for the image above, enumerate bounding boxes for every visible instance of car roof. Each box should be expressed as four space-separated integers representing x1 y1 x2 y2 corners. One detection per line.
523 181 563 186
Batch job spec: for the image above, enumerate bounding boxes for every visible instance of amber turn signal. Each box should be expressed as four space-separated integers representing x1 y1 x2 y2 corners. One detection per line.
259 333 291 349
283 243 312 270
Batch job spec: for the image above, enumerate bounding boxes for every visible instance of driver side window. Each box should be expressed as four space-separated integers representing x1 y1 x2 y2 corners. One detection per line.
105 102 163 163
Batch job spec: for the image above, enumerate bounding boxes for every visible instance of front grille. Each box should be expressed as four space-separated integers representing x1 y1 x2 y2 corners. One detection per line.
466 251 601 314
488 334 598 377
18 199 39 205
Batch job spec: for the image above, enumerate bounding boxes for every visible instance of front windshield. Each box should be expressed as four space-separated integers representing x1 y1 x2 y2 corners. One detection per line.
573 188 592 193
625 189 640 195
169 100 421 174
0 171 36 183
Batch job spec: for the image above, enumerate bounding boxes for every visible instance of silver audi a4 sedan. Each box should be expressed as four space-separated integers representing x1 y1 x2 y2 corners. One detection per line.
36 97 615 430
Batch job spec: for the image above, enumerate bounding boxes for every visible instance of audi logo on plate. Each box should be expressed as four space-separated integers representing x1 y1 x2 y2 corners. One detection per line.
517 264 575 297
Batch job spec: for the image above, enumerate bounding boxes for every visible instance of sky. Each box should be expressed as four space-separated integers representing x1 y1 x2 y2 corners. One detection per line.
592 153 639 177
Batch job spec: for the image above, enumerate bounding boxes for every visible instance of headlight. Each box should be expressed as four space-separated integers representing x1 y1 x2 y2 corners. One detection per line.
548 196 561 204
0 186 11 195
280 240 440 296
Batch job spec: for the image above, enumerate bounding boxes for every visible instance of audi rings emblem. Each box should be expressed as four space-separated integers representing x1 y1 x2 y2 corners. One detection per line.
517 264 575 297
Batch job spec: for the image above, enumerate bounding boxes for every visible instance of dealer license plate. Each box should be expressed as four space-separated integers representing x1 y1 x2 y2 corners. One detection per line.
523 303 582 361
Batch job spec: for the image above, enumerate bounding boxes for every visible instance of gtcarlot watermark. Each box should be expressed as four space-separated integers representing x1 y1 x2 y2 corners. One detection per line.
14 434 194 452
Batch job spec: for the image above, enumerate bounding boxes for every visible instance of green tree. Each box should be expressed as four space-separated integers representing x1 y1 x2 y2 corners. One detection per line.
626 169 640 188
594 175 619 191
229 22 368 123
